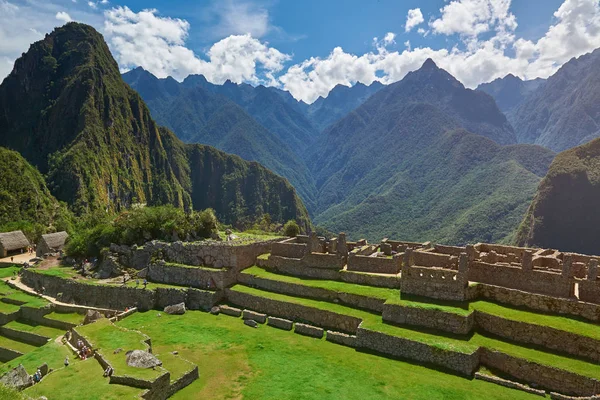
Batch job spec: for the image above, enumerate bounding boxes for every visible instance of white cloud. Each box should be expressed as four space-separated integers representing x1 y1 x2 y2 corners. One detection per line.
405 8 424 32
203 0 270 39
104 6 289 84
55 11 72 23
383 32 396 45
88 1 96 9
430 0 517 38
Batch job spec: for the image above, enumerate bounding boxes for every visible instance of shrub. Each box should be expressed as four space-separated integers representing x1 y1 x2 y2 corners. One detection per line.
283 220 300 237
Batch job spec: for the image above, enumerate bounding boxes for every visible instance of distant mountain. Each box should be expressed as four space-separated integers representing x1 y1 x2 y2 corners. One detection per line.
310 59 553 244
0 23 310 228
181 75 318 155
307 82 384 132
511 48 600 152
123 68 317 210
516 137 600 254
477 74 545 113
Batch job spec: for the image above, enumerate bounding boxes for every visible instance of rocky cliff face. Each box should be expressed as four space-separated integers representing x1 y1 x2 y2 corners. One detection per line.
516 137 600 254
0 23 309 228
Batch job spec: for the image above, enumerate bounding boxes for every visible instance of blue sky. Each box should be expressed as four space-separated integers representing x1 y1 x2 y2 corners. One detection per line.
1 0 599 102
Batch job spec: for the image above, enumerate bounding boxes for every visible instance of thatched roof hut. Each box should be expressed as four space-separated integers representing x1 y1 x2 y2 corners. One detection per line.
0 231 30 258
37 231 68 256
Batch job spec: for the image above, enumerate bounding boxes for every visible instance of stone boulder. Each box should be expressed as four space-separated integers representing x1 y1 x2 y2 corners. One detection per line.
83 310 103 325
244 319 258 328
38 363 49 377
164 302 186 315
126 350 162 369
210 306 220 315
0 364 32 390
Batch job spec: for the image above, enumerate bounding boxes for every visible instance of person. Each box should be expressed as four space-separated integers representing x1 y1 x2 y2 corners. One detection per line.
10 257 13 263
64 356 69 367
135 279 139 287
103 366 113 377
143 279 147 289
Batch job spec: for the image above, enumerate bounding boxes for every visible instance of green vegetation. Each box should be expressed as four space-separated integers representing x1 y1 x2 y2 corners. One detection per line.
0 278 48 309
229 284 600 378
4 320 65 338
0 342 69 377
0 335 37 354
66 206 219 257
0 22 310 237
283 220 300 237
516 136 600 253
44 312 84 325
116 310 537 400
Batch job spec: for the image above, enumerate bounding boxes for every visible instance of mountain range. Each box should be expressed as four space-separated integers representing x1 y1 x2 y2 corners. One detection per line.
3 22 600 252
0 23 310 229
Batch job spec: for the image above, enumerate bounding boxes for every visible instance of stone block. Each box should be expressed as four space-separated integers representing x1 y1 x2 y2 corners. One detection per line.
326 331 356 347
294 323 323 338
243 309 267 324
267 317 293 331
220 305 242 317
244 319 258 328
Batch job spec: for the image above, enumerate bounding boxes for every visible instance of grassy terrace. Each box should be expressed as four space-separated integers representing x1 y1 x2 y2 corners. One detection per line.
0 334 37 353
76 319 164 380
44 312 84 325
245 265 600 337
0 342 70 376
4 320 65 338
117 310 537 400
230 284 600 379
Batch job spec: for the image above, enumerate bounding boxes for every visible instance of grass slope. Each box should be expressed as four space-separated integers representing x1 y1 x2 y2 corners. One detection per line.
117 310 538 400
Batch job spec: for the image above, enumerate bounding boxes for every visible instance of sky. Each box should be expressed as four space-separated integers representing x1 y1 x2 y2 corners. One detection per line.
1 0 599 103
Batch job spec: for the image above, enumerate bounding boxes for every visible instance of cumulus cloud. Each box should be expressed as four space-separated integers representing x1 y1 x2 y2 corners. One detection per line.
405 8 424 32
55 11 72 23
280 0 600 102
203 0 270 39
104 6 290 84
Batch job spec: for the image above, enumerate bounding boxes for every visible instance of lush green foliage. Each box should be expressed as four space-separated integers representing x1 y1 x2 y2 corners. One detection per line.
66 205 219 257
309 61 555 244
0 23 310 233
516 136 600 253
283 220 300 237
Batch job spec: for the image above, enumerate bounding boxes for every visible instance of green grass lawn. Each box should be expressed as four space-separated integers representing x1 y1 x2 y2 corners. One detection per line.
242 266 398 300
76 319 164 381
34 265 79 279
4 320 65 339
44 312 84 325
116 310 538 400
0 266 20 279
25 356 142 400
0 341 70 376
229 284 600 379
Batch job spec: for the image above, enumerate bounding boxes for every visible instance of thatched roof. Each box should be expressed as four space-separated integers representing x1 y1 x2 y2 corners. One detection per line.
0 231 30 251
39 231 68 250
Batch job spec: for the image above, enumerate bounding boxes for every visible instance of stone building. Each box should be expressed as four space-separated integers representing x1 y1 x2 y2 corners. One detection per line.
0 231 30 258
36 231 69 257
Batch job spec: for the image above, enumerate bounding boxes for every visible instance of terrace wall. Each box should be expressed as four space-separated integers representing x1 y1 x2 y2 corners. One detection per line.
480 349 600 397
225 289 362 334
355 327 479 377
400 265 466 301
347 254 401 274
147 262 235 290
468 261 572 298
382 303 474 335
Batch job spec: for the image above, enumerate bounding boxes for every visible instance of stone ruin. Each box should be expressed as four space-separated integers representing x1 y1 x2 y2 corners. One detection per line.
265 235 600 305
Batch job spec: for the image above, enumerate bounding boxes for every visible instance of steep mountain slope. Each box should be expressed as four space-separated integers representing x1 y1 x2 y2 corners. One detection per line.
516 137 600 254
307 81 384 132
181 75 318 154
0 23 309 228
0 147 62 226
477 74 545 113
123 68 317 210
311 60 554 244
512 48 600 152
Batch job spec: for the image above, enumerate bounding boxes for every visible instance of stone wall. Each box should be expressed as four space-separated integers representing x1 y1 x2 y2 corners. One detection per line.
0 326 49 346
347 254 401 274
148 262 234 290
111 239 274 270
167 366 199 398
0 347 23 362
480 348 600 397
382 303 474 335
400 264 466 301
267 256 341 280
579 280 600 304
340 270 401 289
326 331 357 347
413 251 456 269
238 273 385 313
22 270 220 311
355 326 479 377
271 238 306 259
475 311 600 362
468 261 572 298
469 283 600 322
225 289 362 334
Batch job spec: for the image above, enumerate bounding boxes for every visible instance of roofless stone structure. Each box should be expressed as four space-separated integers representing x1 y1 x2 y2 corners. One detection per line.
36 231 68 257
